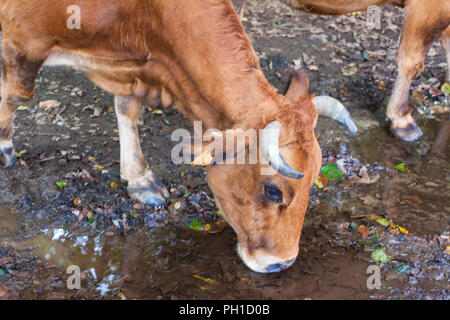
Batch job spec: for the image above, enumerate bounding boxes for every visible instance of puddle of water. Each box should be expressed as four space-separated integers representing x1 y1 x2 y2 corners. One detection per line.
319 117 449 236
2 223 381 299
4 228 161 297
0 207 19 235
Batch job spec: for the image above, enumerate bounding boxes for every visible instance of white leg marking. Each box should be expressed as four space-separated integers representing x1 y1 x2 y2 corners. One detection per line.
114 95 169 206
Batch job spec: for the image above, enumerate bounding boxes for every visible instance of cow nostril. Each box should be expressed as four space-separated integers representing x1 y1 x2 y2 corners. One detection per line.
266 258 296 273
266 263 283 273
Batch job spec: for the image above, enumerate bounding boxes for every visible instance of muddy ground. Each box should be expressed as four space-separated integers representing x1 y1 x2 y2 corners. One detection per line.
0 1 448 300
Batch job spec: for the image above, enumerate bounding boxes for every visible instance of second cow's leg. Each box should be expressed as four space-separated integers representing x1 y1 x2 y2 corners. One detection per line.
387 3 449 141
115 95 169 206
440 26 450 82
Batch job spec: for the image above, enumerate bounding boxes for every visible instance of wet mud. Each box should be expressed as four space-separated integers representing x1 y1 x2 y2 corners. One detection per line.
0 1 448 299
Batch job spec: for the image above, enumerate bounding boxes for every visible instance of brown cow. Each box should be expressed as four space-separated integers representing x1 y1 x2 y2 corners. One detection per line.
0 0 356 273
234 0 450 141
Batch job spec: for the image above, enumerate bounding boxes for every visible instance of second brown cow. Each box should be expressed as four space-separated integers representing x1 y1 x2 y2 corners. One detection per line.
234 0 450 141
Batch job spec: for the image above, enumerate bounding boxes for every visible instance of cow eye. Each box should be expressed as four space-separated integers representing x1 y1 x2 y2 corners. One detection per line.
264 184 283 203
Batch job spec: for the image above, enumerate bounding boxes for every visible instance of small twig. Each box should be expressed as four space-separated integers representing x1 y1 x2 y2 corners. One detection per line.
38 155 64 163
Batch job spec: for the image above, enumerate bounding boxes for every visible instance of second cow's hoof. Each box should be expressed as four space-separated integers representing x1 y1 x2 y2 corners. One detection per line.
390 114 423 142
1 147 17 167
127 176 170 207
390 122 423 142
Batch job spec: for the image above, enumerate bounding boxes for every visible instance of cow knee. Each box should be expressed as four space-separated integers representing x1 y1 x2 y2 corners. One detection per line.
1 40 42 103
397 50 425 81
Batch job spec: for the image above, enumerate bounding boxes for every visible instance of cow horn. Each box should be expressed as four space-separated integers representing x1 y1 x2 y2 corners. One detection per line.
313 96 358 134
261 121 304 179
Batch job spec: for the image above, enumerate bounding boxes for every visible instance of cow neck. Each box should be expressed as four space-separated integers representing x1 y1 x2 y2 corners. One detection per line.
149 0 290 132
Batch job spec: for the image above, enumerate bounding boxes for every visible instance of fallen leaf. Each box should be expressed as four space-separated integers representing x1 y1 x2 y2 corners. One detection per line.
87 215 97 225
204 220 227 234
441 82 450 95
0 258 13 265
0 268 7 279
376 217 390 228
188 219 204 231
357 225 371 239
55 181 67 188
39 100 61 109
352 166 380 184
314 178 325 189
393 263 411 275
394 163 406 172
427 47 437 57
0 286 8 297
372 247 391 264
320 164 345 181
193 275 220 286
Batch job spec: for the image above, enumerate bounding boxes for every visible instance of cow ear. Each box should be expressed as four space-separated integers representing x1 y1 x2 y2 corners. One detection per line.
284 69 310 103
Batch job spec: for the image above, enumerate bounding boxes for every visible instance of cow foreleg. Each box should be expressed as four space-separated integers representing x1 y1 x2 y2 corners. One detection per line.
440 26 450 82
387 5 449 141
0 39 44 166
114 95 169 206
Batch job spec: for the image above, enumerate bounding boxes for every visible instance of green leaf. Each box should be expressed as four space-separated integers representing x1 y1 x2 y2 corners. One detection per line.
320 164 345 181
55 181 67 188
188 219 204 231
441 82 450 95
394 163 405 172
372 247 391 264
87 215 97 225
0 268 7 279
376 217 390 227
17 106 29 111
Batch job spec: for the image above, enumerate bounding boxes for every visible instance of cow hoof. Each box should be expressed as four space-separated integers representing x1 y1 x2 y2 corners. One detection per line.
390 121 423 142
128 188 167 207
1 147 17 167
127 176 169 207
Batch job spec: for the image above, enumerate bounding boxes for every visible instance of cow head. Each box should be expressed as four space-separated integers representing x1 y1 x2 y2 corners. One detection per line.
194 71 357 273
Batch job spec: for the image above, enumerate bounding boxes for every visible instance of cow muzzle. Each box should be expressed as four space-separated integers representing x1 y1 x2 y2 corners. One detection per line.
237 245 297 273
